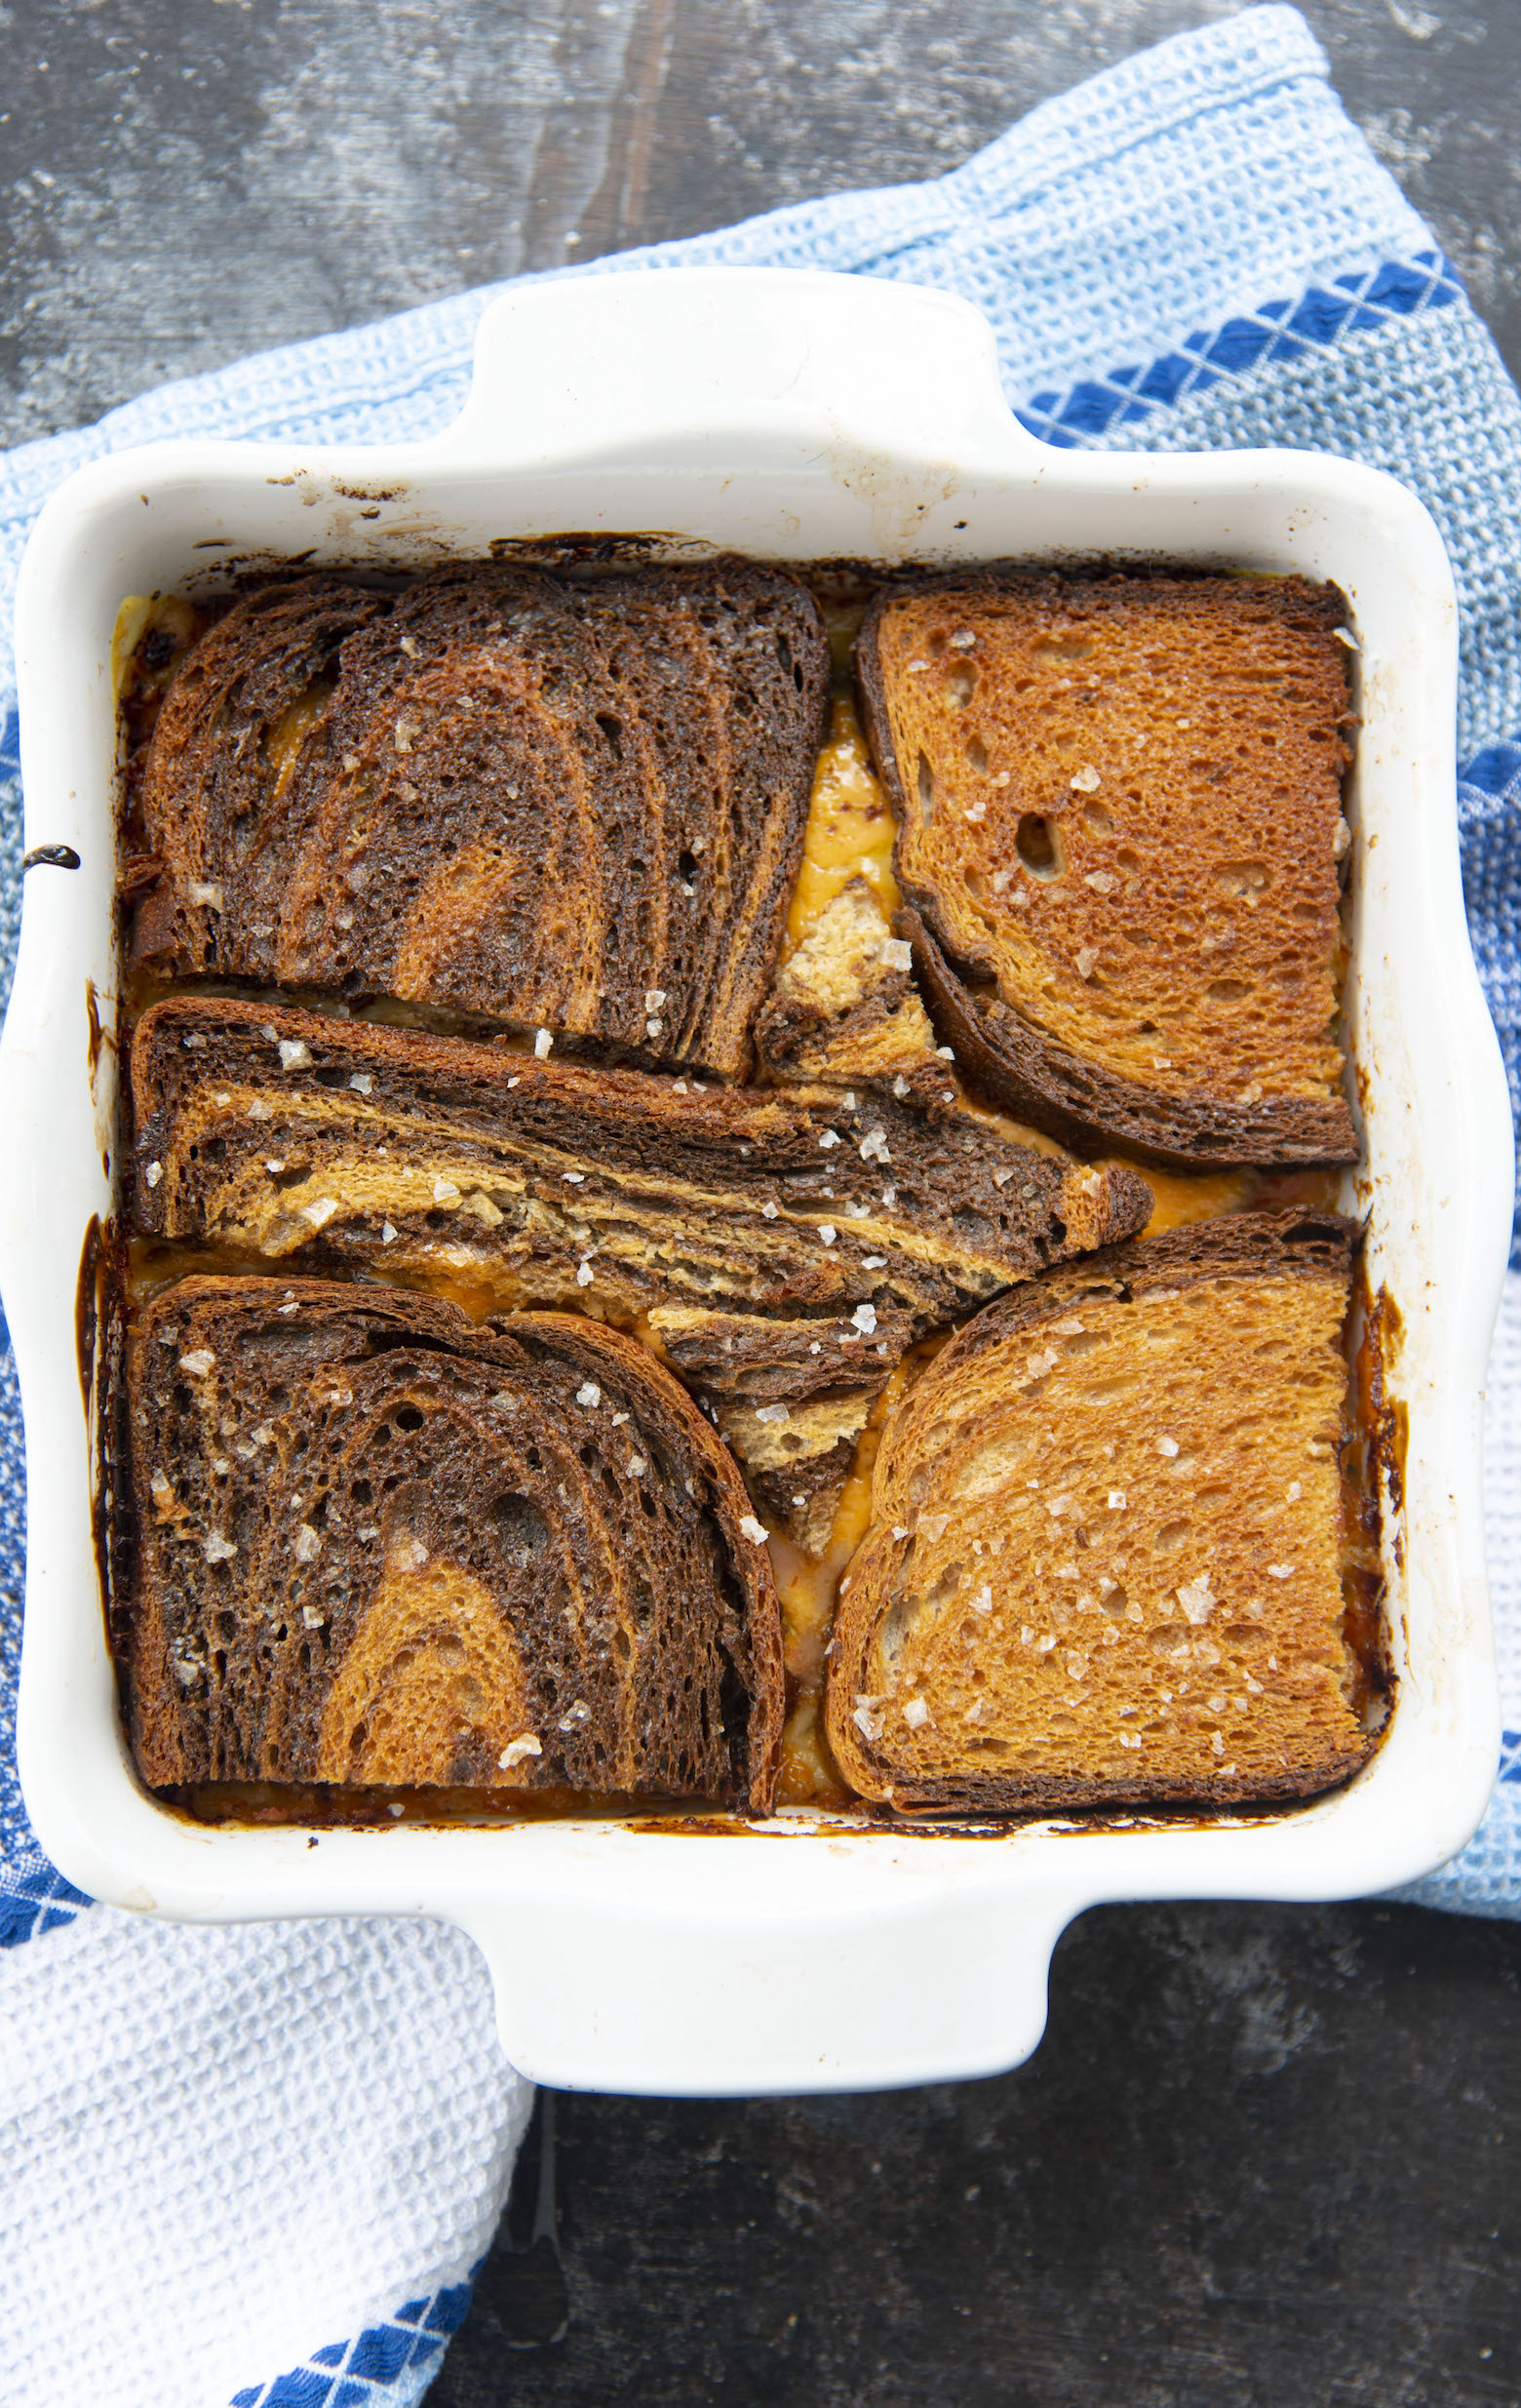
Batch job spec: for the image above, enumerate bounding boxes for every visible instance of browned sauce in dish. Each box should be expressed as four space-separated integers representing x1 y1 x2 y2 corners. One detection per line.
106 563 1387 1831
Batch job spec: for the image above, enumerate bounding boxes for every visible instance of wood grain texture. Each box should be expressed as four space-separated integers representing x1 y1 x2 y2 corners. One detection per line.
2 1 1519 444
438 1903 1521 2407
7 6 1520 2397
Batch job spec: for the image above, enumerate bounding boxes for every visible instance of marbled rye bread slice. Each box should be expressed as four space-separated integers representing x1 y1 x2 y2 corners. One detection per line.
131 558 832 1078
123 1278 785 1808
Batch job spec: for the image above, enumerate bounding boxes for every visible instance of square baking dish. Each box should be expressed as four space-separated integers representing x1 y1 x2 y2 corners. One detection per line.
1 267 1509 2094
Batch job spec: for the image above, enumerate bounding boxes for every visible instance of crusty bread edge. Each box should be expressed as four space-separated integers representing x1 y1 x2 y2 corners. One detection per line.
126 1276 787 1814
823 1209 1372 1817
853 576 1360 1172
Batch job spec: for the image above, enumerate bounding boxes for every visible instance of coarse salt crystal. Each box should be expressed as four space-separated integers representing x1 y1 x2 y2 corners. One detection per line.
1178 1577 1216 1626
293 1523 321 1563
576 1262 593 1286
349 1072 372 1095
902 1696 931 1730
851 1303 878 1336
394 719 415 753
575 1382 601 1407
971 1584 993 1615
818 1129 841 1150
627 1456 646 1478
562 1169 585 1184
431 1178 459 1203
1084 871 1117 895
188 881 224 909
644 990 667 1012
1156 1436 1180 1457
498 1735 542 1770
818 1224 838 1246
760 1201 779 1219
645 1018 662 1039
755 1402 790 1426
935 1046 955 1063
534 1029 553 1058
1286 1480 1303 1502
1070 764 1101 793
739 1515 769 1544
144 1161 164 1188
880 937 914 971
1333 625 1359 651
1076 947 1099 980
917 1512 950 1542
278 1040 311 1072
1268 1563 1293 1580
1108 1490 1127 1511
1119 1732 1142 1751
381 1222 397 1245
301 1604 324 1629
178 1349 215 1377
203 1531 237 1563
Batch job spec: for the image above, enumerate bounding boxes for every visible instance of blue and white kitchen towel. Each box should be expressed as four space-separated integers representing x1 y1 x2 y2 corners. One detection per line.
3 8 1520 2403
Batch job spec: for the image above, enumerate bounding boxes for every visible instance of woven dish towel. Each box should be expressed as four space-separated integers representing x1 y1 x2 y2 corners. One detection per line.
2 8 1519 2403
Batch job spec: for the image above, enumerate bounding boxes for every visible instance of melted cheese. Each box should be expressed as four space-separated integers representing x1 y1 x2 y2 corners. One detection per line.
783 694 900 957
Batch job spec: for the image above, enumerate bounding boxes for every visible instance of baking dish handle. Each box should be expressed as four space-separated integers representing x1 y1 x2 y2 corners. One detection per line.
435 264 1035 466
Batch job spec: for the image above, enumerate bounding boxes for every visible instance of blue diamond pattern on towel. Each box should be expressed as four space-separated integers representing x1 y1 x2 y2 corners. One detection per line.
5 9 1521 2404
228 2274 477 2408
1014 250 1462 447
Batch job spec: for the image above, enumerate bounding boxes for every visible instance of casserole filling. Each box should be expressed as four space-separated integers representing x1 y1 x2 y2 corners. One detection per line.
105 560 1385 1825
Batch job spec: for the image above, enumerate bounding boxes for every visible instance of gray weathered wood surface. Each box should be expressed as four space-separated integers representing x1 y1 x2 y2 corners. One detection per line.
2 0 1519 446
5 4 1519 2401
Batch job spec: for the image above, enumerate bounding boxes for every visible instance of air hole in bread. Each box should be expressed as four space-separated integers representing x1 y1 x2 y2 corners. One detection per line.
945 664 976 709
917 751 935 820
1213 859 1271 898
1083 801 1114 835
965 732 989 774
1016 813 1063 881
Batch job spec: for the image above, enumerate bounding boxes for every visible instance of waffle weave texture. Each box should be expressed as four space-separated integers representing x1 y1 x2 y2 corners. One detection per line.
0 8 1517 2403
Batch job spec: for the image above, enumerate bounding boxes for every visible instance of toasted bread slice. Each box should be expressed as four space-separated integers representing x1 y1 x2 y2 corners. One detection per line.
856 572 1358 1168
131 559 831 1078
122 1277 785 1807
134 995 1151 1556
824 1213 1377 1813
132 996 1152 1351
753 876 946 1106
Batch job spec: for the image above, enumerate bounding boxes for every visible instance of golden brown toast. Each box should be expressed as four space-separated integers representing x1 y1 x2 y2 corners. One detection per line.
824 1213 1379 1813
856 572 1358 1169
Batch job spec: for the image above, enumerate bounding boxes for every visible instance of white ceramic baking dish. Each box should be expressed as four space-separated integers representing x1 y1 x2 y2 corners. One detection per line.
1 267 1510 2095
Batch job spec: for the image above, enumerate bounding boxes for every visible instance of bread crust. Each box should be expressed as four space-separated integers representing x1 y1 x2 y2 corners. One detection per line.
124 1277 786 1810
131 994 1154 1350
856 571 1359 1171
132 558 833 1079
825 1210 1373 1815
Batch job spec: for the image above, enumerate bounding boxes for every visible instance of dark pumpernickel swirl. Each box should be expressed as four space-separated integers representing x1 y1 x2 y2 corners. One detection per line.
131 558 832 1078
